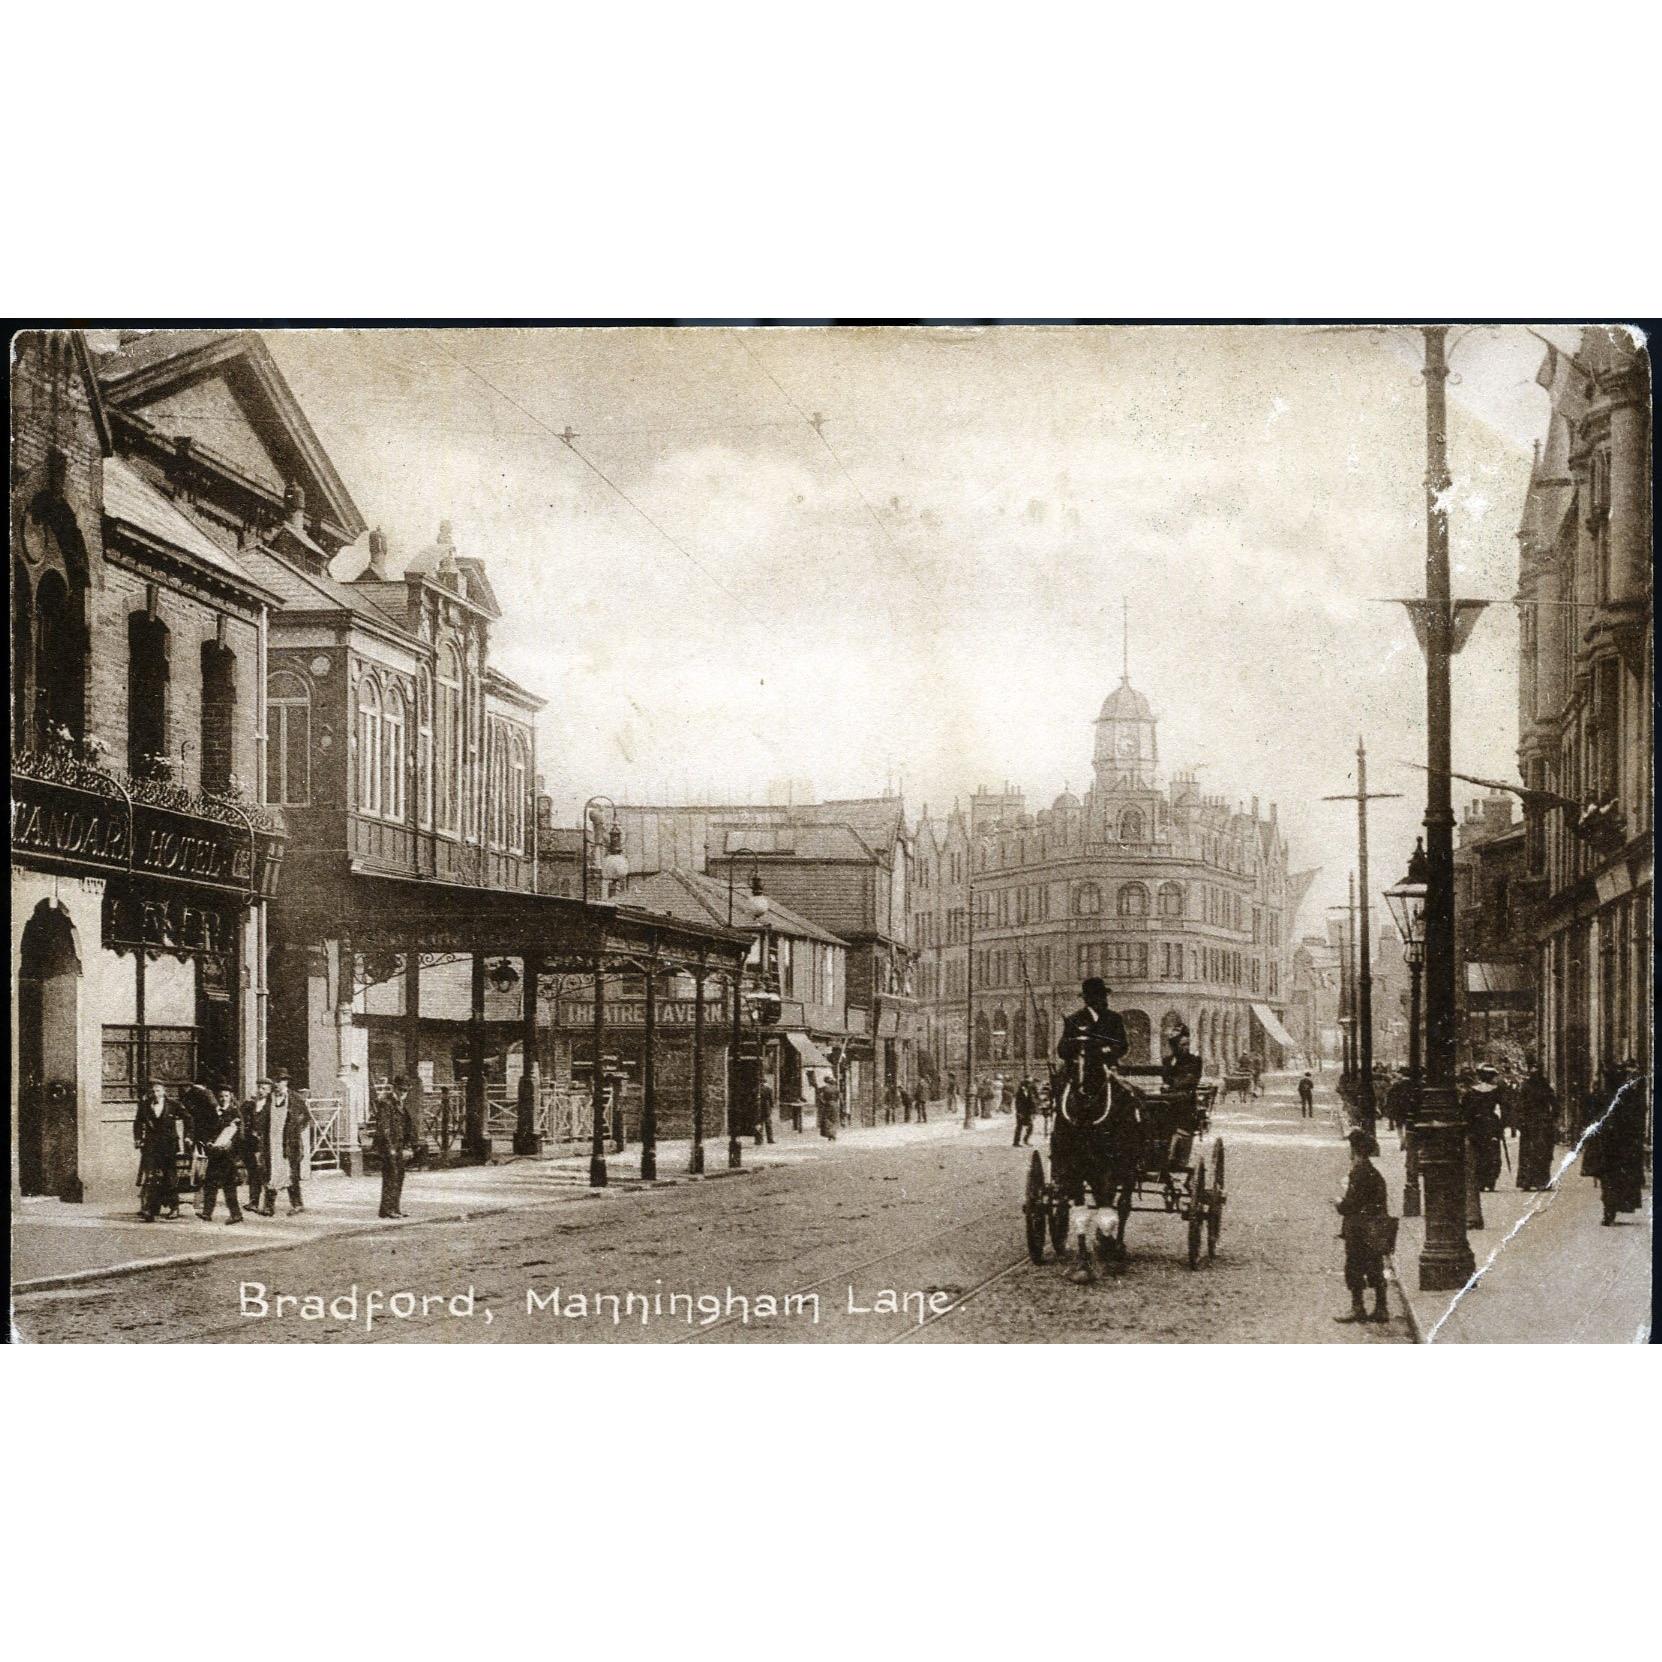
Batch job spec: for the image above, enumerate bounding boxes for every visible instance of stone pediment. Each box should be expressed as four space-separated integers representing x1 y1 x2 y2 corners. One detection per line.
95 331 366 546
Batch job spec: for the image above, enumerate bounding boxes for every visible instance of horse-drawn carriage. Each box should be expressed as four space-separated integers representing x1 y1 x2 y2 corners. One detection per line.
1023 1062 1225 1270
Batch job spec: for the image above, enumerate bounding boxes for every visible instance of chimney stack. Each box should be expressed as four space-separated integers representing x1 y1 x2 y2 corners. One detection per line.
284 482 306 532
366 527 391 579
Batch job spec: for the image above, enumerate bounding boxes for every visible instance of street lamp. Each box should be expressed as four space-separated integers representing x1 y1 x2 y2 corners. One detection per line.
582 796 629 902
1385 839 1428 1218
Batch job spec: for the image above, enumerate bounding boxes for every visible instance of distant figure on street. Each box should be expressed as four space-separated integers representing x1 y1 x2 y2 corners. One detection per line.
1591 1059 1647 1227
1297 1072 1315 1119
373 1074 412 1219
945 1072 959 1120
133 1081 184 1222
272 1071 312 1214
976 1076 994 1120
755 1080 776 1144
1163 1026 1203 1100
1248 1054 1263 1098
1462 1066 1506 1192
790 1084 803 1134
1012 1078 1036 1146
913 1084 927 1123
815 1072 839 1140
199 1083 245 1224
884 1081 899 1124
1514 1057 1558 1191
1384 1071 1416 1138
1333 1126 1391 1324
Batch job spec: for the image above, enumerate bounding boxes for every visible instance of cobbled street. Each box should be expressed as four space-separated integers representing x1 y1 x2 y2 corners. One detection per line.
13 1078 1406 1343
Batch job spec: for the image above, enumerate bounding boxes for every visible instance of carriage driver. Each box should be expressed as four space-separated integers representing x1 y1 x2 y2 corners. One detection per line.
1053 977 1137 1283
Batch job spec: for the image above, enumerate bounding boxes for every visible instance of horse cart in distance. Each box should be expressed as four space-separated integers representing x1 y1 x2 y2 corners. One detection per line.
1023 1062 1225 1271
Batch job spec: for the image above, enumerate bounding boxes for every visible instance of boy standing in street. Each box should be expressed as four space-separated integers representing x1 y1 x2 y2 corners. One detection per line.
1333 1127 1391 1324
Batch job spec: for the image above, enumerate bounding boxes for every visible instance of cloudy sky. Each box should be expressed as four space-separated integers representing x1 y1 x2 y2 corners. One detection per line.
266 324 1579 936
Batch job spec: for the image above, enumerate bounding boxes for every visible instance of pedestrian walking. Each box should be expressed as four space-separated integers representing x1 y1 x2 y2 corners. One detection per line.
914 1084 927 1123
945 1073 958 1121
976 1076 993 1120
199 1084 245 1224
241 1077 272 1213
272 1070 312 1214
790 1083 803 1134
133 1081 185 1221
1248 1054 1263 1098
1461 1066 1506 1192
884 1081 899 1125
1514 1057 1558 1191
815 1072 839 1140
755 1080 776 1145
373 1074 412 1219
1589 1059 1647 1227
1039 1079 1053 1137
1297 1072 1315 1119
1012 1078 1036 1147
1333 1127 1392 1324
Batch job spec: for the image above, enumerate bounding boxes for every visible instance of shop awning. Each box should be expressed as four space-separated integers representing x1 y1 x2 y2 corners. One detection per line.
1465 963 1531 994
784 1030 832 1070
1251 1003 1300 1052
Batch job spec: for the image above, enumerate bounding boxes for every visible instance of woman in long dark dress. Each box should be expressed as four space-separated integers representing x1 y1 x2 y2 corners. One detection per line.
1514 1060 1558 1190
1594 1061 1648 1225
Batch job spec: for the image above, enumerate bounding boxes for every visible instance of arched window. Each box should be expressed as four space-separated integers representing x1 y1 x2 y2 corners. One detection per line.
127 610 171 775
1074 882 1101 917
200 641 237 796
437 644 462 834
509 733 529 852
1120 807 1145 843
417 670 434 829
1157 880 1185 917
18 500 88 750
357 675 382 815
1118 882 1149 918
267 671 311 806
383 685 406 821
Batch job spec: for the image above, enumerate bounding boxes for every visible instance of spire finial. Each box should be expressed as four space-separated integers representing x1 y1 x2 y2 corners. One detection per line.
1122 596 1129 681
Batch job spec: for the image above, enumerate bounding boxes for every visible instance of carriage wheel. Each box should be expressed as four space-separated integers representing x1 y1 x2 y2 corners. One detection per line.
1023 1153 1048 1263
1207 1140 1225 1261
1187 1162 1207 1270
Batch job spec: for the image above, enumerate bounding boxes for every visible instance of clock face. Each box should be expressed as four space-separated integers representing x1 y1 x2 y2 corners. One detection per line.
1116 728 1138 758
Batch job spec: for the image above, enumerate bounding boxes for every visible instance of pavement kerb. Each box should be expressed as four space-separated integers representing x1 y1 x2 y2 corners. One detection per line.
12 1165 761 1295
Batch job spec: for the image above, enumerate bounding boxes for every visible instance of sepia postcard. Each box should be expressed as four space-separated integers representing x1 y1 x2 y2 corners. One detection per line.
8 322 1653 1344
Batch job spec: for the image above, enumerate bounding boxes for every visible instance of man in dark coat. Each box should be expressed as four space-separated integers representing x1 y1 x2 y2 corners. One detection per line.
1514 1058 1558 1191
1594 1060 1647 1226
241 1078 273 1213
1162 1026 1203 1099
133 1082 185 1221
274 1071 313 1214
1462 1066 1506 1192
1334 1126 1391 1323
1297 1073 1315 1118
181 1078 219 1150
198 1084 245 1223
1012 1078 1036 1146
755 1080 776 1144
373 1075 413 1219
1053 978 1135 1283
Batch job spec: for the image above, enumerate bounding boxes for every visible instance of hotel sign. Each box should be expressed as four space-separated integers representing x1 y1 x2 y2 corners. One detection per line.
10 770 283 901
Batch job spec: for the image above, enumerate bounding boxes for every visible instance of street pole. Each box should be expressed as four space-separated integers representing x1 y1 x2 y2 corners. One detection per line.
690 964 706 1176
1323 738 1399 1132
964 856 975 1130
640 965 657 1182
1415 324 1476 1291
589 956 607 1188
1404 940 1423 1218
727 967 743 1169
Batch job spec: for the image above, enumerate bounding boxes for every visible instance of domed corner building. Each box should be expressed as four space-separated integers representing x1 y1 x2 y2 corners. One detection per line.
915 667 1307 1085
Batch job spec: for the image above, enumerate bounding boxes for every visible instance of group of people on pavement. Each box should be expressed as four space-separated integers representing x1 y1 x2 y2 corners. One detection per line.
133 1070 310 1225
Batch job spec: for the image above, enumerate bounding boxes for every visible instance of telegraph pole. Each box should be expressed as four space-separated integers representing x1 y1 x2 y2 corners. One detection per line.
1323 736 1401 1131
963 849 975 1130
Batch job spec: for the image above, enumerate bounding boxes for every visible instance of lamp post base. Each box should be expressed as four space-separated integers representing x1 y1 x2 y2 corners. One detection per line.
1416 1087 1475 1291
1402 1130 1422 1218
513 1133 543 1157
640 1146 656 1181
689 1144 704 1176
589 1154 608 1188
728 1135 742 1169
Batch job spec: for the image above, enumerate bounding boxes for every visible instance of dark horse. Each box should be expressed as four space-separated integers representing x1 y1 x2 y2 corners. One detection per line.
1050 1065 1145 1272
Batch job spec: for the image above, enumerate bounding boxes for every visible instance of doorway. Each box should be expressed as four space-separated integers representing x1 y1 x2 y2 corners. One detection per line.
18 901 82 1199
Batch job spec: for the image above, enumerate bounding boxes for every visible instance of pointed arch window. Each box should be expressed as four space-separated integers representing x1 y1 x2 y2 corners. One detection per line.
383 684 406 822
417 669 434 830
437 644 462 834
357 675 382 816
267 671 311 805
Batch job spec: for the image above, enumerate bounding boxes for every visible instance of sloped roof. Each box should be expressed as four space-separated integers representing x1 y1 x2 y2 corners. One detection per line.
626 868 845 945
102 457 250 580
236 544 414 635
94 329 367 542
